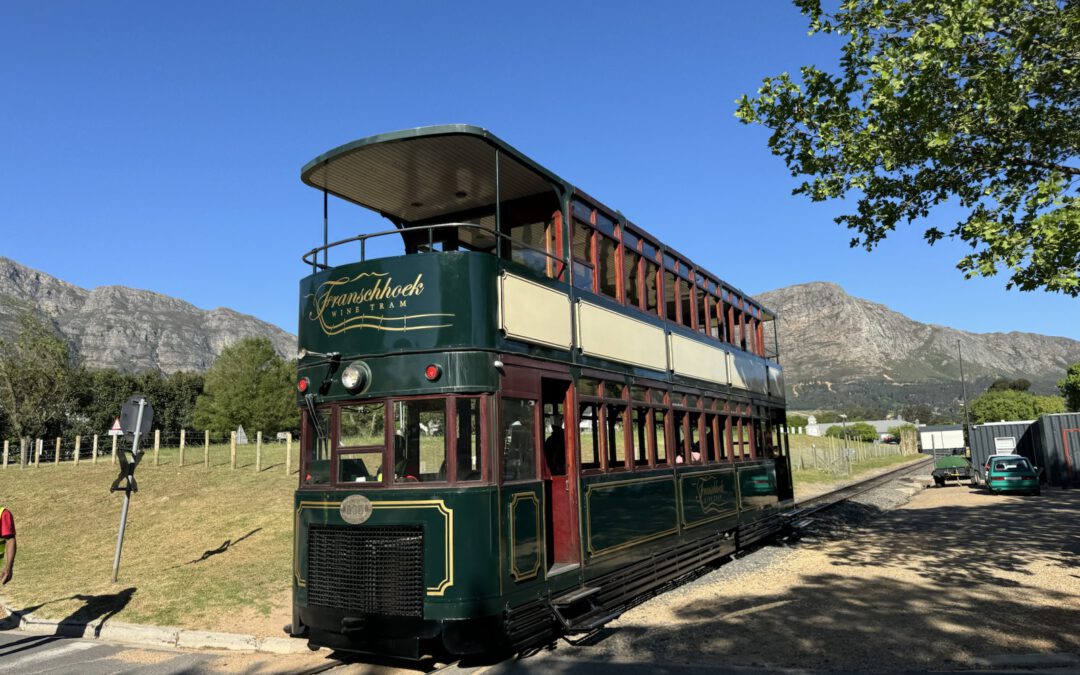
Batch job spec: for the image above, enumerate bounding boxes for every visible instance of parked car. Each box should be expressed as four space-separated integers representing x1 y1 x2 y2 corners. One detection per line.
980 453 1020 484
986 456 1041 496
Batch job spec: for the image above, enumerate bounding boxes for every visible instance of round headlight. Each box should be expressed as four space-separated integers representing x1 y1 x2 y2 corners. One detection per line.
341 361 369 391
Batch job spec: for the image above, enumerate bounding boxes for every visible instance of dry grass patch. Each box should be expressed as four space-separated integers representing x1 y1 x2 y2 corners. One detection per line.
0 454 297 635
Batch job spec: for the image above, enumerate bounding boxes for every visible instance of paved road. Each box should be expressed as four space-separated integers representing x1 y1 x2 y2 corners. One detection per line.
0 630 353 674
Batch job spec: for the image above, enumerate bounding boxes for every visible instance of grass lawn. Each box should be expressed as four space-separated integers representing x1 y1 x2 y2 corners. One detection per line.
0 443 297 634
792 452 924 486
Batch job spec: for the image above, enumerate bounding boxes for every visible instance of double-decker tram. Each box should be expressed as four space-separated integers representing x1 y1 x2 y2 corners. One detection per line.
290 125 792 658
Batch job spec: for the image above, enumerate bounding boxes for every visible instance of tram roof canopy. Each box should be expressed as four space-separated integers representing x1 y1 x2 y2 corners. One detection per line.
301 125 564 224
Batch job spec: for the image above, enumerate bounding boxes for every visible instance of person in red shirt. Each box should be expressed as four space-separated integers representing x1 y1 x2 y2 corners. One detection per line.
0 506 15 585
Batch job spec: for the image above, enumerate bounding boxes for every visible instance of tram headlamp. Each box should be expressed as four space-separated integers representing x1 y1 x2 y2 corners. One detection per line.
341 361 369 391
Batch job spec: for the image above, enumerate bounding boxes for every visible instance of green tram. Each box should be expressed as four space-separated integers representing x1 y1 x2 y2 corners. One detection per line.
290 125 792 658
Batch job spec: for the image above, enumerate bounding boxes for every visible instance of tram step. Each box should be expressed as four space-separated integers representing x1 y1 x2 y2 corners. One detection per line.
552 586 601 607
566 609 622 633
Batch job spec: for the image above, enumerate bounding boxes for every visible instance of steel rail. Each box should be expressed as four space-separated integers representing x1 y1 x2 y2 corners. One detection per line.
787 455 934 522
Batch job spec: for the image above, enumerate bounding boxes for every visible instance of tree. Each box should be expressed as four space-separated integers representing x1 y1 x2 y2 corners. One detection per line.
1059 361 1080 411
825 422 878 442
970 388 1065 422
0 311 78 439
193 338 298 434
987 377 1032 392
736 0 1079 295
887 423 917 438
786 413 809 429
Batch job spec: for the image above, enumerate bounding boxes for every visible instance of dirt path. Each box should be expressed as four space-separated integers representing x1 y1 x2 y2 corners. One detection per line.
517 484 1080 672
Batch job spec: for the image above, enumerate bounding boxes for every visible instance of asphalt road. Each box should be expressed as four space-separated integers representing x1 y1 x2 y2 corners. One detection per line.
0 631 214 674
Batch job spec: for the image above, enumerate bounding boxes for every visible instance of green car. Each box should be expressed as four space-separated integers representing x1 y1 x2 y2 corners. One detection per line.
986 456 1041 496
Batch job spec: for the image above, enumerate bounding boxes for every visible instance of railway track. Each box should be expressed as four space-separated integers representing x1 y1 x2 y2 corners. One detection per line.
786 454 934 525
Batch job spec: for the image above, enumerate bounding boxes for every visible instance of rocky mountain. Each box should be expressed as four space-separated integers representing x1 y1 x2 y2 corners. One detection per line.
755 282 1080 413
0 257 296 373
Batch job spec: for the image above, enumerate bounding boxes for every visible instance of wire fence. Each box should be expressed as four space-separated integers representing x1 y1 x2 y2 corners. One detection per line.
787 431 918 475
0 430 298 475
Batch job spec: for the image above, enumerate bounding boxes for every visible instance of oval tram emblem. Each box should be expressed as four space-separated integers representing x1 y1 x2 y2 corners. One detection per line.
339 495 373 524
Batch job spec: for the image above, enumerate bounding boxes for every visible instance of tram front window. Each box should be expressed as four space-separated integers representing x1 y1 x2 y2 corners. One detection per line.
394 399 447 482
338 403 384 482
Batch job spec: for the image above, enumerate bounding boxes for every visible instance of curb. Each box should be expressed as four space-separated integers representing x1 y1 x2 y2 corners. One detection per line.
0 599 318 655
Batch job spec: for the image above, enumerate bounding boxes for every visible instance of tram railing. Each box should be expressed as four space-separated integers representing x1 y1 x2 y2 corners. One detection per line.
302 221 565 276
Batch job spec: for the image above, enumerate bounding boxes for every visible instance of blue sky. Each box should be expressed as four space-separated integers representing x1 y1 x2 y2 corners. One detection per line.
2 1 1076 339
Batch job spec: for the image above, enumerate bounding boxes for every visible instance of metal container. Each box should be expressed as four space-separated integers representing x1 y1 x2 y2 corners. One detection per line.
969 421 1036 480
1032 413 1080 488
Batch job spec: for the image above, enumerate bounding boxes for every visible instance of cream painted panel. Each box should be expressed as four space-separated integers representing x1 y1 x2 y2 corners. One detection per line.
668 333 729 385
577 301 667 370
499 273 572 350
727 352 747 390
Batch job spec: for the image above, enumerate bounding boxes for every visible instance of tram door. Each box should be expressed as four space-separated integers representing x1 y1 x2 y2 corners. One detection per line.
541 378 580 570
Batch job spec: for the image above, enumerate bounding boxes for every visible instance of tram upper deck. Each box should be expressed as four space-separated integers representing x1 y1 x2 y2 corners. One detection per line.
297 125 784 404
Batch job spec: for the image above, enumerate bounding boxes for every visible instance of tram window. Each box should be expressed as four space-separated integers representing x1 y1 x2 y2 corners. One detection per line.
304 407 332 485
572 200 593 223
455 398 483 481
622 248 642 308
597 235 619 298
679 279 694 329
579 402 601 471
393 399 446 483
578 378 601 398
653 410 668 465
509 220 551 277
605 404 626 469
663 271 678 322
502 398 537 482
643 259 660 315
696 285 710 335
673 411 687 464
572 221 595 292
721 416 733 460
707 295 720 339
631 407 649 466
705 414 719 462
689 412 702 463
631 386 649 403
543 402 567 476
338 403 384 483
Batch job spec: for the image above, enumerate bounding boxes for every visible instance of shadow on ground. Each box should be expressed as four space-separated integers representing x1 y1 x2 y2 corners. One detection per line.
511 488 1080 672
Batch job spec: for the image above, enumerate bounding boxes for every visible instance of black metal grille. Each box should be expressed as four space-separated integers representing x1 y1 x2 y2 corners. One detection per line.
307 525 424 617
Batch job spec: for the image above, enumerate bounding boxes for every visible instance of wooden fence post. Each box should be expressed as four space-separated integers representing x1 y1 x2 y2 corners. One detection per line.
111 434 118 464
255 431 262 472
74 435 81 466
35 438 42 466
204 430 210 468
92 434 99 464
2 440 7 469
55 437 61 465
285 432 292 476
154 429 161 466
179 429 186 467
19 438 27 468
230 431 237 469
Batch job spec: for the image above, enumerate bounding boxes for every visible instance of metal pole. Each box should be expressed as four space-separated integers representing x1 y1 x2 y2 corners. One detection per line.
112 398 146 582
322 163 329 268
958 340 972 444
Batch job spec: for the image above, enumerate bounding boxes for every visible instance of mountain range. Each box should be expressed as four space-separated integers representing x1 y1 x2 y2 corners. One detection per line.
0 257 295 373
755 282 1080 412
1 258 1076 414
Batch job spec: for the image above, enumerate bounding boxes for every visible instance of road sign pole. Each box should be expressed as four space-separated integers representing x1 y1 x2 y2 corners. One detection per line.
112 398 146 583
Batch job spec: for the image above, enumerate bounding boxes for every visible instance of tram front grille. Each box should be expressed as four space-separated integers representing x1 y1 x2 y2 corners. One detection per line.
306 525 424 617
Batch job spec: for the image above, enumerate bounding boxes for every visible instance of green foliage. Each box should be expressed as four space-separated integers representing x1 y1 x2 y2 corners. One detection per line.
193 338 298 434
987 377 1032 392
887 423 917 438
816 411 841 424
0 311 78 439
786 413 809 429
736 0 1080 295
1059 362 1080 411
971 388 1066 422
68 369 204 437
825 422 878 442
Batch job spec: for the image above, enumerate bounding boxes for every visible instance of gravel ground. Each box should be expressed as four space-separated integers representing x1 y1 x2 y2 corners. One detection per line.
514 478 1080 672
